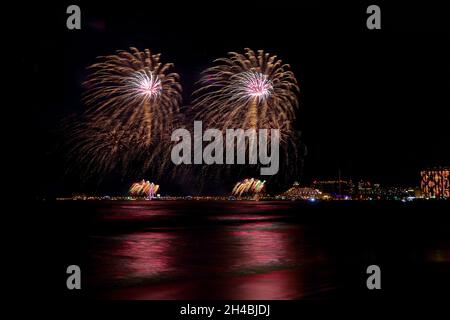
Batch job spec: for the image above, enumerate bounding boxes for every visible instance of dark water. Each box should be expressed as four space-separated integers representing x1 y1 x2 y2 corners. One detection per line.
35 200 450 300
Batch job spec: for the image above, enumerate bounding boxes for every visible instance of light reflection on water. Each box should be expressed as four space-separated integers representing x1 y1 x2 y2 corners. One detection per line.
89 221 313 288
87 204 332 299
78 201 450 299
90 232 178 283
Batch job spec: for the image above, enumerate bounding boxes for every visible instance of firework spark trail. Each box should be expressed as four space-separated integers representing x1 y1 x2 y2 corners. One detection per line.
64 115 132 178
232 178 266 197
130 180 160 198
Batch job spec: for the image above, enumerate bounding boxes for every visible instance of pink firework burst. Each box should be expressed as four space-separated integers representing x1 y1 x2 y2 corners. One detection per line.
238 71 273 100
131 71 162 101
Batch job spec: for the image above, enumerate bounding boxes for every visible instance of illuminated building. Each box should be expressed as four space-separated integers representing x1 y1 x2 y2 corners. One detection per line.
312 179 353 199
279 182 323 200
420 167 450 199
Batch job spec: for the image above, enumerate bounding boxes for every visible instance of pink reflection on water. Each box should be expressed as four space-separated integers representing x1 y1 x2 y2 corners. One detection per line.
227 222 295 270
216 201 295 213
100 222 334 300
221 221 308 299
104 269 307 300
88 201 336 299
97 206 172 221
212 214 284 221
225 270 303 300
90 232 177 284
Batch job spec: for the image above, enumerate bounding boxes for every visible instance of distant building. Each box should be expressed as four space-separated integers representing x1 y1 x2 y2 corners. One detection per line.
420 167 450 199
280 182 323 200
353 180 377 199
374 185 412 200
312 179 353 199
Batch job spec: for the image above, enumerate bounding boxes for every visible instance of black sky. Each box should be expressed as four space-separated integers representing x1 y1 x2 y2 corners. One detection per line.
26 1 450 196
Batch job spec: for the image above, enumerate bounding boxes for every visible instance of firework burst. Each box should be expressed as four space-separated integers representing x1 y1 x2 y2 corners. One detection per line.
83 47 182 146
193 48 299 133
129 180 160 198
65 48 182 179
191 48 303 185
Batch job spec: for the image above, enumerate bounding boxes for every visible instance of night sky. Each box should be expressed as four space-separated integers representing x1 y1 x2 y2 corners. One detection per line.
26 1 450 196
